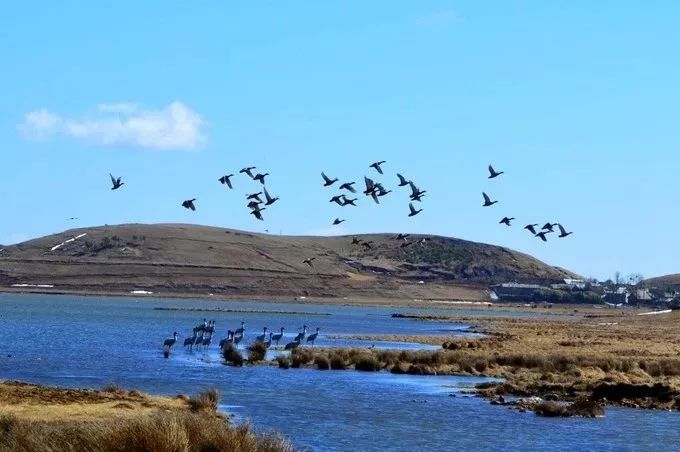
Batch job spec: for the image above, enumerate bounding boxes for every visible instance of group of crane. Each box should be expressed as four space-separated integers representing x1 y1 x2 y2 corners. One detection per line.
482 165 573 242
162 319 321 358
321 160 426 226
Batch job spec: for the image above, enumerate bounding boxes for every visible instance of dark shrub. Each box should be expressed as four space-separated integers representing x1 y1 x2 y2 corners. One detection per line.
291 349 314 368
315 356 331 370
353 354 381 372
222 344 244 367
330 354 347 370
188 388 220 412
247 341 267 363
276 355 291 369
101 383 124 394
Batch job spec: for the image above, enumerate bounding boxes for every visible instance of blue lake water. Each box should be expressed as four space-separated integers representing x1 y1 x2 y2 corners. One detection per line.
0 293 678 451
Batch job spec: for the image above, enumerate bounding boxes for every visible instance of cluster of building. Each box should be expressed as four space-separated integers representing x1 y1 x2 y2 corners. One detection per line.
490 279 680 307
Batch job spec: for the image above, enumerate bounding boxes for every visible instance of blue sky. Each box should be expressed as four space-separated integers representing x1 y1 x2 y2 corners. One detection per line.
1 1 679 281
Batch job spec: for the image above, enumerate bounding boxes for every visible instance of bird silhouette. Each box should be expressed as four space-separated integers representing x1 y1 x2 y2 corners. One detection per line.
535 231 552 242
409 182 426 202
375 183 392 197
250 205 266 221
524 224 539 235
408 203 423 217
240 167 256 178
333 218 345 225
542 223 558 232
499 217 515 226
341 196 357 206
330 195 344 206
488 165 504 179
370 161 386 174
303 257 316 267
482 192 497 207
218 174 234 189
363 177 376 195
182 199 196 211
253 173 269 184
397 174 410 187
322 172 339 187
339 181 356 192
557 224 573 238
247 200 262 210
394 233 410 241
247 192 263 202
263 187 279 206
109 174 124 190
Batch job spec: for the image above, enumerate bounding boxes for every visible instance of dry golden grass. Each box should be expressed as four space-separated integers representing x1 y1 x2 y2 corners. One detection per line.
287 310 680 409
0 382 293 452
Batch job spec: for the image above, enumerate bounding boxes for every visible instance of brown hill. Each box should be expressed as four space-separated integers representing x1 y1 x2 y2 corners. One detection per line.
643 274 680 289
0 223 578 301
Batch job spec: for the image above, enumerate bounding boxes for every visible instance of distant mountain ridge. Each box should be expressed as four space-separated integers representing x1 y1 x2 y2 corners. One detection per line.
0 223 578 300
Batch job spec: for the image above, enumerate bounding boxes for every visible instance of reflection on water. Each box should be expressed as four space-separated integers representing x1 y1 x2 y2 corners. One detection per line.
0 294 678 451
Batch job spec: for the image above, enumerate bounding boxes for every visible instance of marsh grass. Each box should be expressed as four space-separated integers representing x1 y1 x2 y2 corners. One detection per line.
0 411 293 452
188 388 220 413
247 342 268 363
276 355 290 369
222 344 244 367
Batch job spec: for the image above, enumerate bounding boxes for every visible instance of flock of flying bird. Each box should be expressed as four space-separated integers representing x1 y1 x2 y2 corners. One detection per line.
482 165 573 242
319 160 427 227
162 319 321 357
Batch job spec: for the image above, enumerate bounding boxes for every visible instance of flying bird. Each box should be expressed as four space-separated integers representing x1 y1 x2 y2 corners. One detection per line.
482 192 497 207
303 257 316 267
397 174 410 187
557 224 573 238
408 203 423 217
524 224 539 235
247 192 263 202
370 161 386 174
322 172 339 187
253 173 269 184
542 223 558 232
535 231 551 242
109 174 124 190
182 199 196 211
218 174 234 189
333 218 345 225
247 200 262 210
409 182 426 202
339 181 356 193
341 196 357 206
250 205 266 221
488 165 504 179
240 167 256 178
394 233 410 241
263 187 279 206
363 177 376 195
375 183 392 197
499 217 515 226
330 195 344 206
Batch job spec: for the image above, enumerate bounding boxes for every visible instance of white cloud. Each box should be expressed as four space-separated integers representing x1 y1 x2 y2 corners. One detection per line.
18 101 206 151
415 9 457 27
17 108 62 138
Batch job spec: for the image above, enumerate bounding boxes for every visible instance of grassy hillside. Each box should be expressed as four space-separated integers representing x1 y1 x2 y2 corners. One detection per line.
0 223 577 300
644 274 680 289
